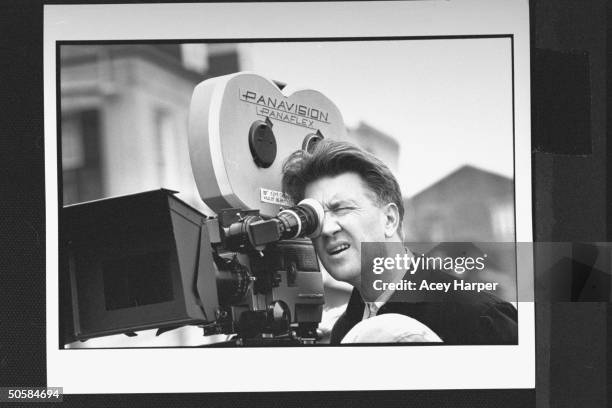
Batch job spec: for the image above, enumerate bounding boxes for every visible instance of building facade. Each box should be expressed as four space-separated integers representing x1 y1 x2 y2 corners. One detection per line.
61 44 240 214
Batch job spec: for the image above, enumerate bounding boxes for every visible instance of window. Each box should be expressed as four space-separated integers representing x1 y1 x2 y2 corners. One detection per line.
155 109 179 188
62 110 103 205
491 203 515 241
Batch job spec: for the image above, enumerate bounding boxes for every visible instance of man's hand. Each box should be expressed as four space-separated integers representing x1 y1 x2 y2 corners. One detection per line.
341 313 443 343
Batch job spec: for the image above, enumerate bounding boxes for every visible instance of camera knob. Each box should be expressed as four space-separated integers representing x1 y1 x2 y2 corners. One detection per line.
248 118 277 168
302 130 324 153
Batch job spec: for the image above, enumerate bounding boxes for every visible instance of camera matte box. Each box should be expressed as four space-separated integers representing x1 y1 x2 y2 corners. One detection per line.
60 189 219 344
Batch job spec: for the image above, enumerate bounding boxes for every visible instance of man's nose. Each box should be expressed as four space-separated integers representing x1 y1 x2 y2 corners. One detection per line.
321 212 341 236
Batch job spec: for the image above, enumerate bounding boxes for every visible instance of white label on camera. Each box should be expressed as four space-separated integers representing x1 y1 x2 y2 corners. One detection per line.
260 188 292 206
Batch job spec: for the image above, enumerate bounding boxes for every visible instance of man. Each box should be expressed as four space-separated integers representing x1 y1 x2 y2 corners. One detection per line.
282 140 517 344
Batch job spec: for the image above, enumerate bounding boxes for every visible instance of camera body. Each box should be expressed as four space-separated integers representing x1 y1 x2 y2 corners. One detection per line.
61 73 347 346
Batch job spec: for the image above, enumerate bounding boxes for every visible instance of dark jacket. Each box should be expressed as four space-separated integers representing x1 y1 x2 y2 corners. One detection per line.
330 268 518 345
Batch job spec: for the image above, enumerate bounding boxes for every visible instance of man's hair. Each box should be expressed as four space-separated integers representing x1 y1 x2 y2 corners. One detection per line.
282 140 404 235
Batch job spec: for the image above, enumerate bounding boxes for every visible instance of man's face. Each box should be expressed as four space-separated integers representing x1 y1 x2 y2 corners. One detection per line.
304 172 390 286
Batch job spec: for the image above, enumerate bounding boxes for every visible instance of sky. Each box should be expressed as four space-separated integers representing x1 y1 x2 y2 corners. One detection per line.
238 38 514 197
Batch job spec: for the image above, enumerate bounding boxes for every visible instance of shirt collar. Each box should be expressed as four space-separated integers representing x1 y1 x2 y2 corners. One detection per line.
362 262 406 319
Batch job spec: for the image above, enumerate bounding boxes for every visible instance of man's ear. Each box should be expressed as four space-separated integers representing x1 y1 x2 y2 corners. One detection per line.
383 203 400 239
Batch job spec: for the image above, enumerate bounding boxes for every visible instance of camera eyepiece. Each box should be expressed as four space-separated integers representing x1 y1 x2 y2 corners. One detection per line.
277 198 324 240
222 199 324 251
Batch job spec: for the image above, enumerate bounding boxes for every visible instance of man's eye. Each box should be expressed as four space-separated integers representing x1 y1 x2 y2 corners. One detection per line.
334 207 352 213
325 205 355 215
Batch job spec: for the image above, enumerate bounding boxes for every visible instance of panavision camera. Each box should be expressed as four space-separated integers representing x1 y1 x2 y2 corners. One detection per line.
60 72 347 346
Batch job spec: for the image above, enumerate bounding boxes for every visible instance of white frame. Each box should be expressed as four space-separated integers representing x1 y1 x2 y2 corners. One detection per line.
45 0 534 393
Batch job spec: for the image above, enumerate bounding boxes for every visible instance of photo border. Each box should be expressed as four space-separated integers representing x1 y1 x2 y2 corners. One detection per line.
45 0 534 393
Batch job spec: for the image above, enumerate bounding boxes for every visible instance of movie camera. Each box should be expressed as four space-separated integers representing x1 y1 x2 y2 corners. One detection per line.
60 73 347 346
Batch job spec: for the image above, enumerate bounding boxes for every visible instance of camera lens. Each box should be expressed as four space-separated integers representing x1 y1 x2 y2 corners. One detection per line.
215 255 251 306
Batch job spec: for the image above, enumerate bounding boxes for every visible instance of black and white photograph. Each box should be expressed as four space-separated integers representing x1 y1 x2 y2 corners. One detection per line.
59 39 518 348
6 0 612 405
44 0 535 394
